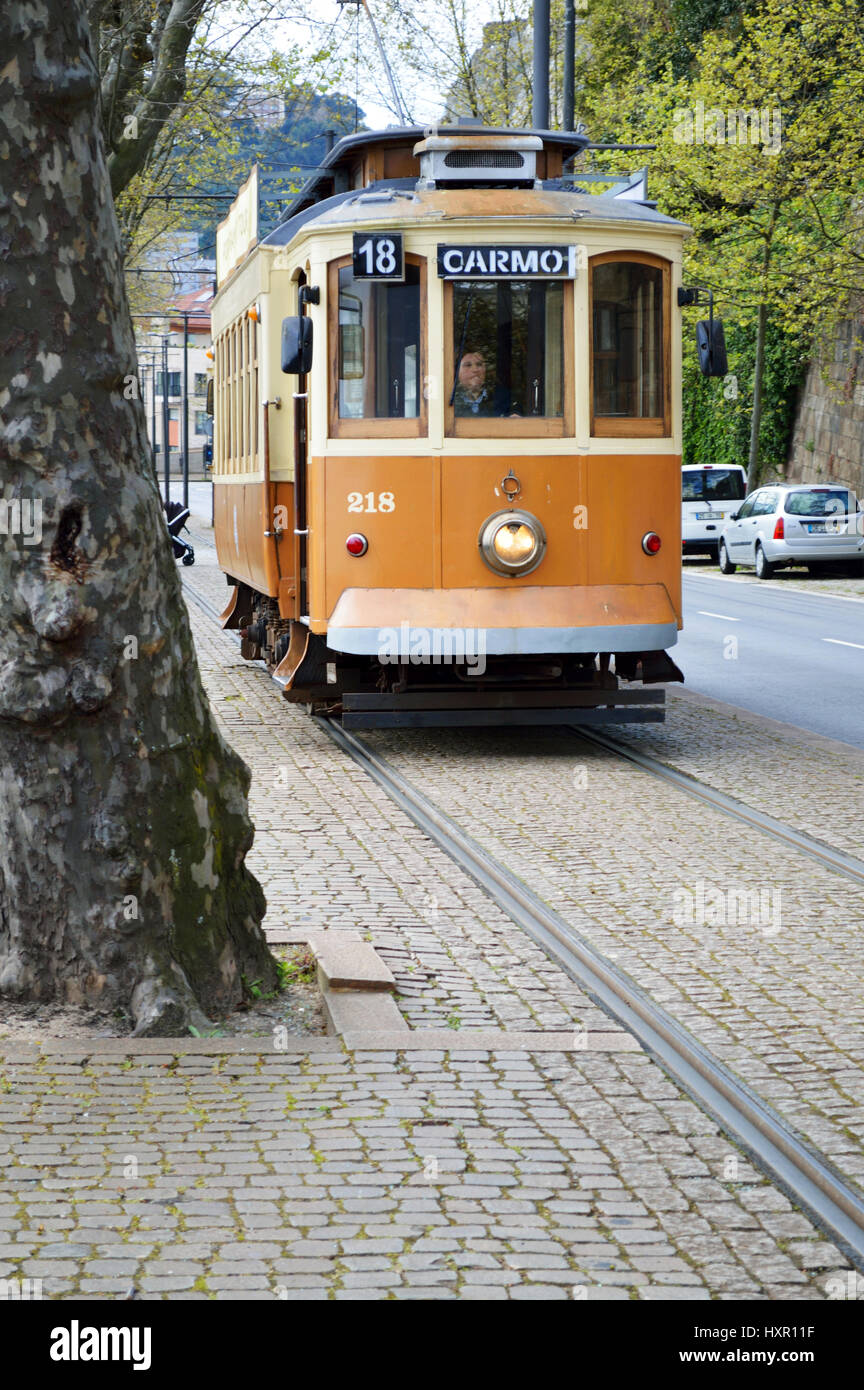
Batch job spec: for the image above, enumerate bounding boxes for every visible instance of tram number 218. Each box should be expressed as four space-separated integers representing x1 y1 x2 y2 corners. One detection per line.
352 231 404 282
348 492 395 513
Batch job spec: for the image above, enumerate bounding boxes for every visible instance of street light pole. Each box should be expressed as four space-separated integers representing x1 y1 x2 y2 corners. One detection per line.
563 0 575 132
532 0 550 130
150 359 157 470
181 310 189 511
161 335 170 503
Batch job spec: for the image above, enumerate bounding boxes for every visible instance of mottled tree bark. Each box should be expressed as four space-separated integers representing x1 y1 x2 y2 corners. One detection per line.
0 0 278 1034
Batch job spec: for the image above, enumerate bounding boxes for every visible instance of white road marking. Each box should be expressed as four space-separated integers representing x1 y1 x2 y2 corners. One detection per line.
683 573 864 604
823 638 864 650
697 610 740 621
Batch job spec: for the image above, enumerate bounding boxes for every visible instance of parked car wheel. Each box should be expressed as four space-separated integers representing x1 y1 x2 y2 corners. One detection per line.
718 540 736 574
754 543 774 580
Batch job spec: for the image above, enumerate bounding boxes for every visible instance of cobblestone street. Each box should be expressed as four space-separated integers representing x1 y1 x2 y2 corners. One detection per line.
0 534 860 1300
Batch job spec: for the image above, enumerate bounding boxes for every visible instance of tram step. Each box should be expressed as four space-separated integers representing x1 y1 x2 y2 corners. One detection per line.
343 688 665 710
341 708 666 729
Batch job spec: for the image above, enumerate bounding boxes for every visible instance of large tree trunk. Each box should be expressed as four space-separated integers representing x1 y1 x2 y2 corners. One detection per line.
0 0 278 1035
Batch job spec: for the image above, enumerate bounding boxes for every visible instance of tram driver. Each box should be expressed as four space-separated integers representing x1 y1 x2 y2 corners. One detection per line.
454 347 513 417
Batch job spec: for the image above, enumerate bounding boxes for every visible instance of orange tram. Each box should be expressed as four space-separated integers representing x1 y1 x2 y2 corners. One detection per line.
210 123 720 729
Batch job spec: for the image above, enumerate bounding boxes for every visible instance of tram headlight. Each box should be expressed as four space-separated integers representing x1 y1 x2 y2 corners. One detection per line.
478 510 546 577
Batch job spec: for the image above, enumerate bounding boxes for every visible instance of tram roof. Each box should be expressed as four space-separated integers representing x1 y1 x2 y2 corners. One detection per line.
280 124 593 219
262 180 689 251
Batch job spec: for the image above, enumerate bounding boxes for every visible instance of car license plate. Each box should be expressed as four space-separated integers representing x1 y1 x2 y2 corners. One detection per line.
807 522 826 533
697 511 722 520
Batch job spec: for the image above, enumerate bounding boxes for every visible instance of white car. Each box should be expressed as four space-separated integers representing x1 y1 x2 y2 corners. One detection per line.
682 465 747 558
718 484 864 579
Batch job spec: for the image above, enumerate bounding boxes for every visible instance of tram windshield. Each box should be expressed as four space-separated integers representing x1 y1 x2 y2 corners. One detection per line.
337 262 421 419
450 280 565 421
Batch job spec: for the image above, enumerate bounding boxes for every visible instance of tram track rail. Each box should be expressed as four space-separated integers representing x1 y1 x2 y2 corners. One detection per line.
181 573 864 1269
571 726 864 889
317 716 864 1272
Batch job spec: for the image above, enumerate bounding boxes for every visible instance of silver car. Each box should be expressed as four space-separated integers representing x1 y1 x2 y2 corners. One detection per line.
718 484 864 579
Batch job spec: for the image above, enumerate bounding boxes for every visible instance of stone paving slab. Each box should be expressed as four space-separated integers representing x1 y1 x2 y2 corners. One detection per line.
338 1031 641 1052
21 1038 344 1055
312 935 397 993
323 990 407 1037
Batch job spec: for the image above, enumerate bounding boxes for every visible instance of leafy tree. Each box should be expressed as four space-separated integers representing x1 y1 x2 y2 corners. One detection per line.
90 0 213 199
177 83 362 257
110 19 311 254
576 0 864 486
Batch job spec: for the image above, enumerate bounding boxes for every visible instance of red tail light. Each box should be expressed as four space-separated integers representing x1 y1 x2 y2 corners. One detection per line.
773 516 784 540
346 533 368 556
642 531 662 555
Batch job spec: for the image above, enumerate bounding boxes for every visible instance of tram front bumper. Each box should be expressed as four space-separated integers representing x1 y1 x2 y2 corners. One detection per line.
325 585 679 656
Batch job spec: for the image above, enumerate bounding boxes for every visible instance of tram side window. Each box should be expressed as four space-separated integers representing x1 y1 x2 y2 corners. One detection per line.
592 259 667 431
449 279 565 425
337 262 421 420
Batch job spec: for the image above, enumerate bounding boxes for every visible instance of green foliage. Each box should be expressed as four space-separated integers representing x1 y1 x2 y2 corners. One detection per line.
683 319 809 474
115 15 355 270
641 0 751 80
276 950 316 990
573 0 864 481
179 84 362 256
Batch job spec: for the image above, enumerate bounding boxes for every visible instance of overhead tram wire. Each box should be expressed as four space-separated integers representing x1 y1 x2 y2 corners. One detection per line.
337 0 410 128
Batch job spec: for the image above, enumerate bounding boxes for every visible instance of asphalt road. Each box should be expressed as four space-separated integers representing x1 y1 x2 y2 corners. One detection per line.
678 572 864 748
165 479 213 519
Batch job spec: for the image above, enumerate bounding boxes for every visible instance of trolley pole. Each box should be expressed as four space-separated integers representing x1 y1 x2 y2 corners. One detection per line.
181 310 189 511
161 334 170 504
532 0 550 130
563 0 575 132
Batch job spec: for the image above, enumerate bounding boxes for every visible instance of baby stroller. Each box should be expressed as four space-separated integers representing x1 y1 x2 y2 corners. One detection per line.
163 499 195 566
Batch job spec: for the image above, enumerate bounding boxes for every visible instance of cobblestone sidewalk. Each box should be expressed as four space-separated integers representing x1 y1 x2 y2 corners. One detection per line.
0 1041 853 1300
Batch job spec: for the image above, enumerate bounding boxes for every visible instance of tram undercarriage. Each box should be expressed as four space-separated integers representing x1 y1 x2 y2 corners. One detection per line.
222 582 682 728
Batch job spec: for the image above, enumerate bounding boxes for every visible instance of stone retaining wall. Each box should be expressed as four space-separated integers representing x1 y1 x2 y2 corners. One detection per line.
787 296 864 494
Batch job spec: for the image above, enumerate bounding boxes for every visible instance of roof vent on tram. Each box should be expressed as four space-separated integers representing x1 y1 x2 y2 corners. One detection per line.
414 128 542 190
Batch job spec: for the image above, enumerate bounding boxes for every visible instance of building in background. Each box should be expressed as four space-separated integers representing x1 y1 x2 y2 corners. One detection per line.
242 88 287 131
137 285 214 485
